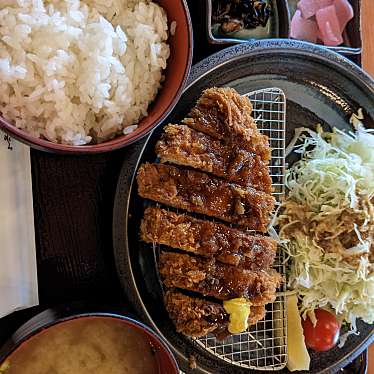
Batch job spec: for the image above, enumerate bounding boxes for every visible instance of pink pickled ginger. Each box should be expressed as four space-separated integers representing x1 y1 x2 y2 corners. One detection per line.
316 4 344 46
290 10 319 43
298 0 334 19
334 0 354 33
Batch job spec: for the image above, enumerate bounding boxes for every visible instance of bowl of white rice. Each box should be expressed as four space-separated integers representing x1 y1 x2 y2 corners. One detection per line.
0 0 192 153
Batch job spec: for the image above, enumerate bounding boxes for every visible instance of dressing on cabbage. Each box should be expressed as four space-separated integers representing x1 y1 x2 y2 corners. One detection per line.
277 113 374 340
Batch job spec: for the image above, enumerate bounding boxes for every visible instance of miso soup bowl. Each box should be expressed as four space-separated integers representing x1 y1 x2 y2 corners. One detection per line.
0 307 179 374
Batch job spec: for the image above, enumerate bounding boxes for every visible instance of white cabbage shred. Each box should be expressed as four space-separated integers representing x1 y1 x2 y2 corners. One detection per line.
278 114 374 339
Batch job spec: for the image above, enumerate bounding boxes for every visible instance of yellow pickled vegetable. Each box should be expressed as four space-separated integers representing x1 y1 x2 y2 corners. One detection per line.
223 298 252 334
286 294 310 372
0 360 10 373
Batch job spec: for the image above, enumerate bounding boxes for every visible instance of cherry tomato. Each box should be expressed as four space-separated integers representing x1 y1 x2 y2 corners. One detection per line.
301 309 340 352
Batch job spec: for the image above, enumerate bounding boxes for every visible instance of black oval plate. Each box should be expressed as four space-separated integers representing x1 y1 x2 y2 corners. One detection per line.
113 40 374 374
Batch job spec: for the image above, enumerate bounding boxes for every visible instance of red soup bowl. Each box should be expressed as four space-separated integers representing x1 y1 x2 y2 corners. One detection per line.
0 310 179 374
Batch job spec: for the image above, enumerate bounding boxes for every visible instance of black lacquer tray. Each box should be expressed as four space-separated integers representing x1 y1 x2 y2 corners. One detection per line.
113 40 374 374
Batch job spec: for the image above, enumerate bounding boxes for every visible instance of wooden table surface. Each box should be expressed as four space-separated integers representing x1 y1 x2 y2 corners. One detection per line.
361 1 374 372
362 0 374 77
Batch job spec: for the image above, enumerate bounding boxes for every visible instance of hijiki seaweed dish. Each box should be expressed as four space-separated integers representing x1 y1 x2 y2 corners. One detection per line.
212 0 271 34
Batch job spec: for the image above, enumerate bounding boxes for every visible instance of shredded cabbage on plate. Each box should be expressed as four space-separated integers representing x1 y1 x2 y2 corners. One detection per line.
277 111 374 340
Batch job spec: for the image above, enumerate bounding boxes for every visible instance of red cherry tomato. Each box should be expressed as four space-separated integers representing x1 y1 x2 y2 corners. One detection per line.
301 309 340 352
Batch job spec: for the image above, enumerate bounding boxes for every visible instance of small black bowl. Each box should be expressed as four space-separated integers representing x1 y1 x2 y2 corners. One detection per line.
287 0 361 56
205 0 290 44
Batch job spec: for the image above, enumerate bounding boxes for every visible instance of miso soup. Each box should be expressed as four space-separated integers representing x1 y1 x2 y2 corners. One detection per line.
1 317 159 374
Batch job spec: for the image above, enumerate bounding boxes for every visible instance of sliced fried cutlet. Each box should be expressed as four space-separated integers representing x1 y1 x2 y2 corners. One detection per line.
159 252 282 304
141 207 276 270
156 124 272 193
182 87 271 162
137 163 275 232
164 290 227 337
164 291 266 338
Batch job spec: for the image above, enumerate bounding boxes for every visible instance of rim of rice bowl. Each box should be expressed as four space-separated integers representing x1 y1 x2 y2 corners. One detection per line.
0 0 188 150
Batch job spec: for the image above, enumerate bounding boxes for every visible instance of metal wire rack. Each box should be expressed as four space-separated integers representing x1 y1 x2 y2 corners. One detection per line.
192 87 288 371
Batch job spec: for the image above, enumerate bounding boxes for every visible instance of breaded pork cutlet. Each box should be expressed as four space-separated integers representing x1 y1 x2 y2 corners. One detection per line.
164 291 266 338
137 163 275 232
141 207 276 270
156 124 272 193
183 87 271 162
159 252 282 304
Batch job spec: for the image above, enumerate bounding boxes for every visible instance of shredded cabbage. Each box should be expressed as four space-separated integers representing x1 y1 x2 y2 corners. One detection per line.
279 114 374 337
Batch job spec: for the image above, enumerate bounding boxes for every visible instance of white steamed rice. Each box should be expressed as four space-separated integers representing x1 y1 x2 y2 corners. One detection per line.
0 0 170 145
